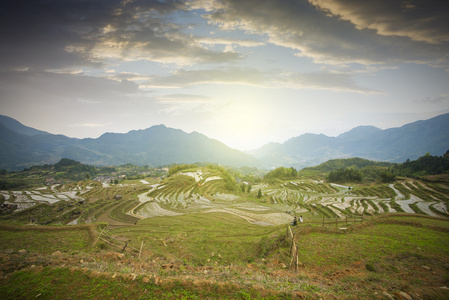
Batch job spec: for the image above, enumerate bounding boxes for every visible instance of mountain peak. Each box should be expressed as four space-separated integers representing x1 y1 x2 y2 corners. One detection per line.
337 125 382 140
0 115 50 136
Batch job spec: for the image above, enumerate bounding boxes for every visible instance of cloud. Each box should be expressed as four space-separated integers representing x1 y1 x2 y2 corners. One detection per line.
191 0 449 67
155 93 223 115
0 70 142 106
279 72 378 94
156 93 214 103
309 0 449 44
0 0 240 71
145 68 268 88
196 36 265 48
145 67 376 93
421 93 449 104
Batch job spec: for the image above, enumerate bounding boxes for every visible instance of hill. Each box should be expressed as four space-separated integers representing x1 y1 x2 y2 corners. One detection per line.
1 113 449 170
252 113 449 169
0 117 256 170
1 162 449 298
0 115 50 136
302 157 394 173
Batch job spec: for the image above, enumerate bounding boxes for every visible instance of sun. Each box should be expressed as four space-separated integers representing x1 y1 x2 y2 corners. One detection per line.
208 98 273 151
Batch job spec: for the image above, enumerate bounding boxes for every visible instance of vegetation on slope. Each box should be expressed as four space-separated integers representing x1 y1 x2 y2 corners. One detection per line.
392 152 449 178
0 155 449 298
0 215 448 299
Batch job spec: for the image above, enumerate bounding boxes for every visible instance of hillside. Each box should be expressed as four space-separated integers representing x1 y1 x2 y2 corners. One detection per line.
253 113 449 169
1 215 448 299
0 116 256 170
301 157 394 173
1 113 449 170
0 162 448 298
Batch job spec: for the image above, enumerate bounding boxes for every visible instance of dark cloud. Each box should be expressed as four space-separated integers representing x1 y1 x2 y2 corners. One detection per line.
193 0 449 66
309 0 449 44
0 0 238 71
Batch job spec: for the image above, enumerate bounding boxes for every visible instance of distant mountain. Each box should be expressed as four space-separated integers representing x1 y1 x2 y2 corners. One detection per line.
252 113 449 169
0 119 256 170
337 126 382 141
0 115 50 136
76 125 256 167
1 113 448 171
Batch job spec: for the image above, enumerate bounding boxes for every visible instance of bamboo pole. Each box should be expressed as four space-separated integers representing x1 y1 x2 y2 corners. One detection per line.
139 241 144 259
288 226 294 239
93 226 107 247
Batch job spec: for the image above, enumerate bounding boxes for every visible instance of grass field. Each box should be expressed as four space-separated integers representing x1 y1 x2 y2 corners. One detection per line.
1 213 448 299
1 167 449 298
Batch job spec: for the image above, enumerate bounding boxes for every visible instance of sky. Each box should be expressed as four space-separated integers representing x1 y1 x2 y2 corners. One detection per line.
1 0 449 151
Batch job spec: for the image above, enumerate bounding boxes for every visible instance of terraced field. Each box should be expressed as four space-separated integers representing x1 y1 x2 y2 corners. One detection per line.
0 181 145 227
1 168 448 227
127 169 449 226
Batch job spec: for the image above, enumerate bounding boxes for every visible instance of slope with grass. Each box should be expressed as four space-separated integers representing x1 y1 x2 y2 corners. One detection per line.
1 214 448 299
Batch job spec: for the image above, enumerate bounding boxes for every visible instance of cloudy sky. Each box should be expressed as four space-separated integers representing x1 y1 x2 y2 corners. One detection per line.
1 0 449 150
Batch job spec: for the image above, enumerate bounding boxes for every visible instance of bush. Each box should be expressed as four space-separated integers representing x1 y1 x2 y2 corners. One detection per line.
327 168 362 183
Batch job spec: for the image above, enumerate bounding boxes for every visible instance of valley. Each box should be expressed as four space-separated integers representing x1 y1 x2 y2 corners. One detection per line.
1 160 449 299
2 166 447 227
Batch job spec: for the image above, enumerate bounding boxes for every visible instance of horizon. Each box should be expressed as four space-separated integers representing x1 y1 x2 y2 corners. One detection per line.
3 112 447 152
1 1 448 151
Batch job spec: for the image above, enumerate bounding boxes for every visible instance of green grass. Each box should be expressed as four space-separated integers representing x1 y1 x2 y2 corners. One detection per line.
0 213 448 299
112 212 284 266
109 200 140 224
0 267 293 299
0 224 96 254
291 215 449 298
295 216 449 266
2 169 449 298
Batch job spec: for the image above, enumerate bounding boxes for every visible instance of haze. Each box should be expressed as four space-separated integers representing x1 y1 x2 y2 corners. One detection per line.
1 0 449 151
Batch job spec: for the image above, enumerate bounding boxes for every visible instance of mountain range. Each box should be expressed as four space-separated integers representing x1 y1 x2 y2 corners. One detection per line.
252 113 449 169
1 114 448 170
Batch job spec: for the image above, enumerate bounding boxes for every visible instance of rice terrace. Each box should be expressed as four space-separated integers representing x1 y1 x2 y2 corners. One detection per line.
2 0 449 298
0 155 448 299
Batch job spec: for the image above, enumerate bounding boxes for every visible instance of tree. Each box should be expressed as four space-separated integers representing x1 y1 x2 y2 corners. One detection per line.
247 184 252 193
444 150 449 158
257 189 262 198
327 168 362 183
264 167 298 181
379 171 396 183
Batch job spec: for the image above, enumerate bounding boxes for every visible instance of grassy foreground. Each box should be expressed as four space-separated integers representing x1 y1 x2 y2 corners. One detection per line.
1 213 449 299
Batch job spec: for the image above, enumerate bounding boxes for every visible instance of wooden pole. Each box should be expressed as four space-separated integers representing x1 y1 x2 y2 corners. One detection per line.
139 241 144 259
121 242 128 253
93 226 107 247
